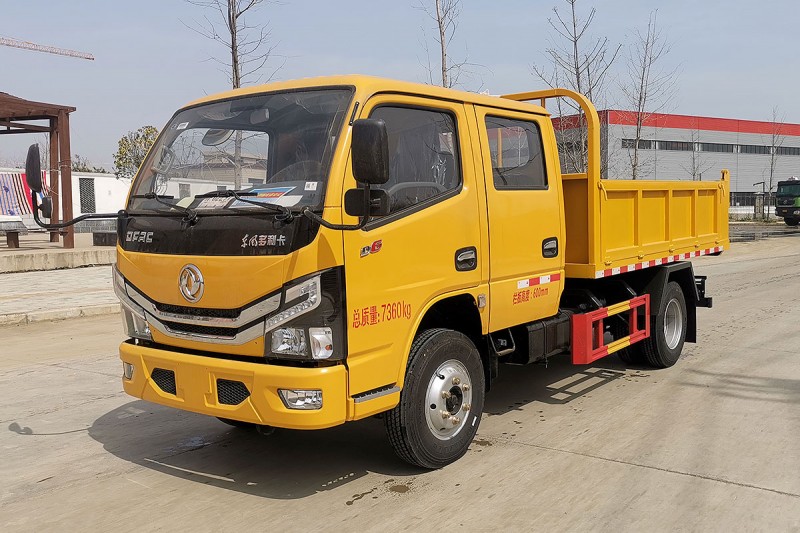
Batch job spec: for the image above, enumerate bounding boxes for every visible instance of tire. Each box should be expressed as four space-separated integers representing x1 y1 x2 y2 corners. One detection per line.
217 417 256 430
785 218 799 227
385 328 485 469
610 318 644 365
641 281 687 368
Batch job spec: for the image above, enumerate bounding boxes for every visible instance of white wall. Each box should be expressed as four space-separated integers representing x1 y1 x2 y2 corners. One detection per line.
70 172 132 215
2 168 132 220
606 124 800 192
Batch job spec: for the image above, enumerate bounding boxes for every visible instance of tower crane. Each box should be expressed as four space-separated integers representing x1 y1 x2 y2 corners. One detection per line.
0 36 94 60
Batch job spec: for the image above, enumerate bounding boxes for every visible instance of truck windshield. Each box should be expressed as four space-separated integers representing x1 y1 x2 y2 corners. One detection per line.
777 183 800 196
128 88 353 214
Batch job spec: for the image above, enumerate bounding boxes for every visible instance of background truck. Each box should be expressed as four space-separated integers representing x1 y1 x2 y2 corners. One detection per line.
775 177 800 226
25 76 730 469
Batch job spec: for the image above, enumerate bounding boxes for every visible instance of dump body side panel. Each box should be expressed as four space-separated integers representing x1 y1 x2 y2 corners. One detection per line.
564 172 730 279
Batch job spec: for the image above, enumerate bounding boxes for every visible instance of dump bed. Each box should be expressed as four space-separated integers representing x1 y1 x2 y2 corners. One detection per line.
502 88 730 279
559 171 729 278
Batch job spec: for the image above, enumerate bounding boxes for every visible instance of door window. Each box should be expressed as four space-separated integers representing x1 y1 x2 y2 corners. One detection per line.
370 106 461 215
484 116 547 190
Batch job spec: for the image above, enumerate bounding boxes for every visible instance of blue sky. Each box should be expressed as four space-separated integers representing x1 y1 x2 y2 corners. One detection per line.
2 0 798 169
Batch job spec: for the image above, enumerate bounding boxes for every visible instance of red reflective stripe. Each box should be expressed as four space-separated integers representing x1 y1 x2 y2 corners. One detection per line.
594 246 724 278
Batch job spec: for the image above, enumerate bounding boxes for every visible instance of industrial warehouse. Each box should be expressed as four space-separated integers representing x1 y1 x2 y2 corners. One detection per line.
597 110 800 203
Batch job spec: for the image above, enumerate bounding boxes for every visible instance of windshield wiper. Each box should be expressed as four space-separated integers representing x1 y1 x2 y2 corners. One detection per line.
195 189 293 222
130 193 198 224
195 189 256 198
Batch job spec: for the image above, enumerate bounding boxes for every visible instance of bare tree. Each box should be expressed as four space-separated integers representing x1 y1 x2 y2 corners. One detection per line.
37 133 50 175
185 0 284 188
532 0 621 174
680 120 712 181
416 0 477 88
765 106 786 217
185 0 283 89
619 11 677 179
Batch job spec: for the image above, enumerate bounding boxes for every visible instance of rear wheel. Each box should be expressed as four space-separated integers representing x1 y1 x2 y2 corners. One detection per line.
385 329 485 469
610 318 645 365
641 281 687 368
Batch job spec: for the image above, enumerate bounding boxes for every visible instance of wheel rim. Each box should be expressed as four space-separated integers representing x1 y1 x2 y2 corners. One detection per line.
663 298 683 350
425 359 474 441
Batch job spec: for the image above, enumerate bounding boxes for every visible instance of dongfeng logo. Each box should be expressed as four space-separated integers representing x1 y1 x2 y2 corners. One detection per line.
178 264 204 303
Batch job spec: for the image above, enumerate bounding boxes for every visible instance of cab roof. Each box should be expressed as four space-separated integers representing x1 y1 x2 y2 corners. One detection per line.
183 75 550 117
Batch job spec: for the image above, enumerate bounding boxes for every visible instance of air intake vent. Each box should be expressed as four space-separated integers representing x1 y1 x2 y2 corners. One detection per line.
217 379 250 405
151 368 177 395
155 303 242 319
162 321 239 338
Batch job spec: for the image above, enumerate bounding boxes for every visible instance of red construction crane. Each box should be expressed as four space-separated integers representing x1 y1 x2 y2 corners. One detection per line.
0 36 94 60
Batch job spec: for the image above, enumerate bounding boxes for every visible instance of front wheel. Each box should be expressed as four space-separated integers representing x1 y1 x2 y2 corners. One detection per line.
385 329 485 469
785 218 799 227
642 281 687 368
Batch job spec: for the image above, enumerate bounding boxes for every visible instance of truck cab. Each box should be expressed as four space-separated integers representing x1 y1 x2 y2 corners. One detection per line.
775 177 800 226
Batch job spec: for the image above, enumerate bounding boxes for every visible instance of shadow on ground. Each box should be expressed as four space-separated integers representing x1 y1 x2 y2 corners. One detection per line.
85 355 633 500
484 355 630 416
680 368 800 404
88 401 419 501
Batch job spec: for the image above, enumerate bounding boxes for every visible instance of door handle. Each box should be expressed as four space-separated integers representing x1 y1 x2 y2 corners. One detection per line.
455 246 477 271
542 238 558 258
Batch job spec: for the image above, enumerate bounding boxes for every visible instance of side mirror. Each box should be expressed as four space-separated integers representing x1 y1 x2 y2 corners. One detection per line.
39 196 53 219
25 144 42 193
344 188 390 217
352 118 389 185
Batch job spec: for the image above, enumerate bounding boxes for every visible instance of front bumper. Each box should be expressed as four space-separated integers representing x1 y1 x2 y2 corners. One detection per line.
119 341 347 429
777 207 800 217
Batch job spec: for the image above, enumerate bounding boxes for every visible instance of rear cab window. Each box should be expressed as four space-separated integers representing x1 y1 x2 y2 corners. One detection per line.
484 116 547 190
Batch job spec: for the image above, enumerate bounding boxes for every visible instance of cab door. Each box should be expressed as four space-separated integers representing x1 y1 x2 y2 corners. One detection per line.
342 95 485 396
474 106 564 332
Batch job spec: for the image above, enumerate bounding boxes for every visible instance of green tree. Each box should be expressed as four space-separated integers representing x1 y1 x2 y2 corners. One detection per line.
113 126 159 180
72 153 109 173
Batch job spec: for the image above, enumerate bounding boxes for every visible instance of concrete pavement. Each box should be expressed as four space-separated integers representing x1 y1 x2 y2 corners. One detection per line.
0 232 118 326
1 238 798 531
0 232 115 274
0 265 119 326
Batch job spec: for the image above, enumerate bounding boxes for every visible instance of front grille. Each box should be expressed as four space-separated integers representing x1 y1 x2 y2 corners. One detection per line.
155 303 242 319
151 368 177 395
217 379 250 405
162 320 239 338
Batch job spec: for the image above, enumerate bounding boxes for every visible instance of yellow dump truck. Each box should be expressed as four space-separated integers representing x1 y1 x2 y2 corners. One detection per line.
25 76 730 468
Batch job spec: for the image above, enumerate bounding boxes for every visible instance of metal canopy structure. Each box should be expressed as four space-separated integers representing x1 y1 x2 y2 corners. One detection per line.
0 92 77 247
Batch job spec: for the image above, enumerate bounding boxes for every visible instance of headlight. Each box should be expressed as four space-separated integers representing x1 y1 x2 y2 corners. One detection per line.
113 267 125 293
271 327 307 356
265 269 346 362
265 275 321 330
269 326 334 359
122 308 152 340
113 267 152 341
